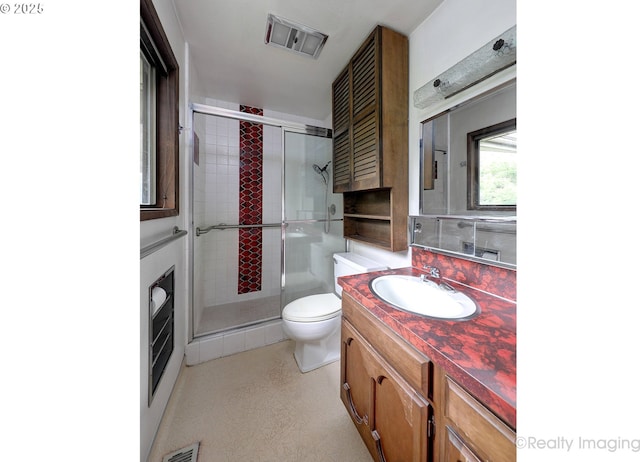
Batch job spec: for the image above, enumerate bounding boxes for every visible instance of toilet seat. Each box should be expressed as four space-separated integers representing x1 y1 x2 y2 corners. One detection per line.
282 293 341 322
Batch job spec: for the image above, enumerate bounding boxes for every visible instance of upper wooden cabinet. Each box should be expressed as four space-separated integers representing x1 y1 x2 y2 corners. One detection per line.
332 25 409 251
332 25 408 193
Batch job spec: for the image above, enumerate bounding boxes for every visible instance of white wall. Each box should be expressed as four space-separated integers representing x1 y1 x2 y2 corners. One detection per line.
140 1 189 461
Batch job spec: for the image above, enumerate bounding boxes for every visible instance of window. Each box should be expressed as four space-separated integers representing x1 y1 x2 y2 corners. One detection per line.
140 50 156 205
140 0 179 220
467 119 516 211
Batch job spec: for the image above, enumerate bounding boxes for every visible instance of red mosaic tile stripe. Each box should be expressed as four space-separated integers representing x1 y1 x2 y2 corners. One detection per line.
238 106 263 294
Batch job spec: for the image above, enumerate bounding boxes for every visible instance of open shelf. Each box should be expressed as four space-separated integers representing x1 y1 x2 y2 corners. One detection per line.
344 189 391 217
343 189 395 250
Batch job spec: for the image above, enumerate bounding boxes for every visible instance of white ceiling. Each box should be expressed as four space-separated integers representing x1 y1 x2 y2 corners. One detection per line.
173 0 444 121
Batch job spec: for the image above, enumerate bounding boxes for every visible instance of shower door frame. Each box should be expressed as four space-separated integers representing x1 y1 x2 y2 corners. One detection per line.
187 103 335 343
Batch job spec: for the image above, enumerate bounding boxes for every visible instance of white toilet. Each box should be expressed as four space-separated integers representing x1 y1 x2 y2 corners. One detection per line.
282 252 387 373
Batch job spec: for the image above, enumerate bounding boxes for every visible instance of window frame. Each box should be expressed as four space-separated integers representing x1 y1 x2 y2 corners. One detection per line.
466 118 516 211
140 0 179 221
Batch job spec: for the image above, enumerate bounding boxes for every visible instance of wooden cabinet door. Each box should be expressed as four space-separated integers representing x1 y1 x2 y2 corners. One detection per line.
350 32 380 191
372 358 431 462
332 27 381 193
341 320 373 428
332 67 352 193
342 318 431 462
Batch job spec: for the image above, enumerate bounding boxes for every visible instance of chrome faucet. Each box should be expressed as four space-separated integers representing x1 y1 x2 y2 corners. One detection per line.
422 265 440 279
421 265 457 292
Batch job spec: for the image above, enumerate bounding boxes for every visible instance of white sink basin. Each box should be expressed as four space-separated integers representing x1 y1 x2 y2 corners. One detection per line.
369 275 479 320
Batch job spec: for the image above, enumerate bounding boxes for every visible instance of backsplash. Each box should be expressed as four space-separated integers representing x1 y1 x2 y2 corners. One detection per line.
411 247 516 302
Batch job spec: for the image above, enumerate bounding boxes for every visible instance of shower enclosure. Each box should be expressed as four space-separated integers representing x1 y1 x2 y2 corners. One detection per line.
189 103 344 340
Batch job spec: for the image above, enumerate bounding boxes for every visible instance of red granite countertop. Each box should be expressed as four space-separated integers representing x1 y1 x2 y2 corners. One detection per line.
339 266 516 429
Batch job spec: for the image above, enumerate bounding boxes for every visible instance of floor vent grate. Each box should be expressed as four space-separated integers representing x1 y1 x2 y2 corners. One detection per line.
162 442 199 462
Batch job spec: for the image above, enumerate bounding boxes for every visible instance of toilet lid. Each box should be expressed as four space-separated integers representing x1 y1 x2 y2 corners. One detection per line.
282 293 341 322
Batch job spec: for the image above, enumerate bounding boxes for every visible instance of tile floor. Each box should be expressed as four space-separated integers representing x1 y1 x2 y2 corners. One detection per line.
147 340 372 462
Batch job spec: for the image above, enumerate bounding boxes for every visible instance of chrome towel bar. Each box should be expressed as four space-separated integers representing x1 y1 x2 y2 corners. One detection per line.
196 223 282 236
140 226 188 259
456 221 516 234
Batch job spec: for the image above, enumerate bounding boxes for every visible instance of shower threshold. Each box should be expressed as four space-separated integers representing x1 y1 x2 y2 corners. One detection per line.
195 295 281 337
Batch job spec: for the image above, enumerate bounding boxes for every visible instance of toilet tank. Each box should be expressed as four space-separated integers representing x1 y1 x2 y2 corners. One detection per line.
333 252 387 297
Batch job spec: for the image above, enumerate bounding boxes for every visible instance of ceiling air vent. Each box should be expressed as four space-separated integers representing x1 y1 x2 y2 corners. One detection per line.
265 13 328 59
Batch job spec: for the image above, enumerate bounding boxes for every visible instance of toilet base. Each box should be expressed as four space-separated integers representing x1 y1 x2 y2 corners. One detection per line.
292 327 340 373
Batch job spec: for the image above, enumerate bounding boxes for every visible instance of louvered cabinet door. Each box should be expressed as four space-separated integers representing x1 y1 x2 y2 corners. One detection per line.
351 30 380 190
351 30 381 191
352 32 377 118
332 67 352 192
352 111 379 190
332 28 381 192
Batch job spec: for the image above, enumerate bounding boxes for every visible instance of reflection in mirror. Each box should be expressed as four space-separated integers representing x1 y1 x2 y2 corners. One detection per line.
467 118 516 210
420 81 516 215
410 215 516 268
418 80 516 267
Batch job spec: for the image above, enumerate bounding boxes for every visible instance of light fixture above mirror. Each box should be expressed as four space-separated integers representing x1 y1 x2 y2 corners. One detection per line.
414 25 516 110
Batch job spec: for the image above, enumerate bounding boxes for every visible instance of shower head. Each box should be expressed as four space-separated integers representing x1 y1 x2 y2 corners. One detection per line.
313 161 331 173
313 161 331 185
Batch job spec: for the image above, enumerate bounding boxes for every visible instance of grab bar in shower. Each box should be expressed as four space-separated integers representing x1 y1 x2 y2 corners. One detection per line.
196 222 283 236
140 227 188 259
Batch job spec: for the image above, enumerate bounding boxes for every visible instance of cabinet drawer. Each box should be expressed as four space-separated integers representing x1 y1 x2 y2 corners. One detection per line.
444 378 515 462
342 292 432 401
445 426 481 462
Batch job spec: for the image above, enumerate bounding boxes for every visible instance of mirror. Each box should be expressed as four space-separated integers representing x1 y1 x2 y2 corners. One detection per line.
416 80 516 267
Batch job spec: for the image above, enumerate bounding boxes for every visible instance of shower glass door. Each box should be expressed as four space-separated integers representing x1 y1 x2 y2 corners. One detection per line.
282 131 344 307
192 110 283 337
190 105 342 339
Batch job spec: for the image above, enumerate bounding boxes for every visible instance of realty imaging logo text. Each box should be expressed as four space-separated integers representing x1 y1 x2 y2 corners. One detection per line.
516 436 640 453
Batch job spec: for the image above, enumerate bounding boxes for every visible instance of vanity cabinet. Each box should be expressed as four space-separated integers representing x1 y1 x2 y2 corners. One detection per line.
332 25 408 251
340 289 517 462
341 293 434 462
